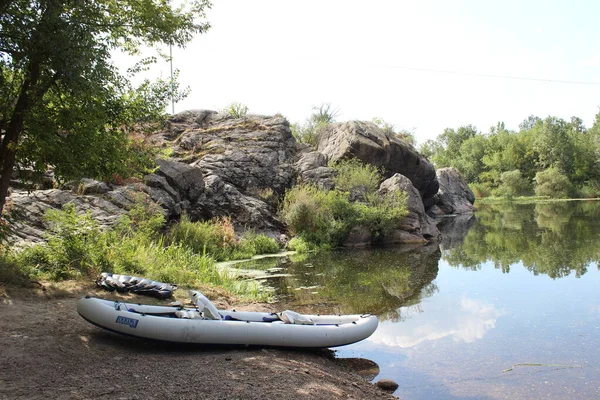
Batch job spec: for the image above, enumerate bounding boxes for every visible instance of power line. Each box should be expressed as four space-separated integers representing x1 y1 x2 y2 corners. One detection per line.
377 64 600 86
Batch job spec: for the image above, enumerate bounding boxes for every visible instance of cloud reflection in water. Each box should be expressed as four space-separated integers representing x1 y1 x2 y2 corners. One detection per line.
369 296 505 348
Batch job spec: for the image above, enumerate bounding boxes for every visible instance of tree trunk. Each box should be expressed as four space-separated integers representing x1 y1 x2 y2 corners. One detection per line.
0 60 40 216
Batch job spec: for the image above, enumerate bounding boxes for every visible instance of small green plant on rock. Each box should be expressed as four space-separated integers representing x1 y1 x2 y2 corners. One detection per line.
223 102 249 118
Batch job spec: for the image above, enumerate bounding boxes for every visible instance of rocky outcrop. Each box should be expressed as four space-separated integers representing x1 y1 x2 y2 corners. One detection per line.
317 121 439 207
7 186 139 246
295 151 335 190
158 111 297 197
138 111 298 231
428 167 476 216
6 111 476 248
378 174 440 245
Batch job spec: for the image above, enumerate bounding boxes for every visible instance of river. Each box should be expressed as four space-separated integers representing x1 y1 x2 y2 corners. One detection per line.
233 201 600 399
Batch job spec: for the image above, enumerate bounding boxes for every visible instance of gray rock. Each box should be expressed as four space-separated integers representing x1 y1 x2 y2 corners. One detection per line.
317 121 439 206
155 159 204 202
379 173 440 244
7 188 130 246
74 178 111 195
295 151 335 190
144 174 180 201
429 167 476 216
191 174 283 231
375 378 399 392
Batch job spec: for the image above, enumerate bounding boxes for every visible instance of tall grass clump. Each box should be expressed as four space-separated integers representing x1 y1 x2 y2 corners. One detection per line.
8 199 269 301
17 204 109 280
281 159 408 248
166 214 280 261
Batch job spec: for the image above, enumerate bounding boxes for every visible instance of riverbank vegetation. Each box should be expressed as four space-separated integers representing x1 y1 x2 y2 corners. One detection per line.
420 113 600 199
0 198 277 301
281 159 408 249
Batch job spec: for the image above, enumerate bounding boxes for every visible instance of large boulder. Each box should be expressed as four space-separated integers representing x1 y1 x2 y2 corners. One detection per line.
145 111 299 230
6 186 142 246
192 174 283 232
317 121 438 207
378 174 440 244
295 151 335 190
428 167 476 216
156 111 297 198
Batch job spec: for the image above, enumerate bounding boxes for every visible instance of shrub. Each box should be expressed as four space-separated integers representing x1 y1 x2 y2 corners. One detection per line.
534 167 571 198
291 103 339 147
280 181 408 248
16 204 108 280
166 214 237 261
0 249 31 286
240 231 280 255
575 181 600 198
280 185 355 247
470 182 493 198
286 237 312 253
166 215 280 261
494 170 532 198
7 202 268 301
330 158 382 194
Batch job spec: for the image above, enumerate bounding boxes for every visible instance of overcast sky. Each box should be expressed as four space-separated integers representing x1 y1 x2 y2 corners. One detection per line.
126 0 600 144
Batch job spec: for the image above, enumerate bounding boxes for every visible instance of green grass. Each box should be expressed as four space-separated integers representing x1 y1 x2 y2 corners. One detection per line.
2 203 273 302
476 196 599 204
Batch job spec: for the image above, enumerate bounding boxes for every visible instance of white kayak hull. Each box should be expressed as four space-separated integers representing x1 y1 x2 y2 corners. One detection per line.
77 297 378 348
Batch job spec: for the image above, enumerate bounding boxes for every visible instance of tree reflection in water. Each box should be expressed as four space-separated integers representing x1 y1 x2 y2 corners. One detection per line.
443 201 600 278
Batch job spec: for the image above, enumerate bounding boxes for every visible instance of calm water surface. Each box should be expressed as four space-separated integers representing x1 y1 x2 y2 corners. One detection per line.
235 202 600 399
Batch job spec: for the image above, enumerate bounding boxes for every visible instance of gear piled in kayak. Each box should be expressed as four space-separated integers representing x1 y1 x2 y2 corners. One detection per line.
95 273 177 299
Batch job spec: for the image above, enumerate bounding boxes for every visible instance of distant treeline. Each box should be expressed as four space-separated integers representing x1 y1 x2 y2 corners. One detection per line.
419 111 600 198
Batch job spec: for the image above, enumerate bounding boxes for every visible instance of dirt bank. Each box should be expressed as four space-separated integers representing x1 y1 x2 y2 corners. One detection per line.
0 283 395 400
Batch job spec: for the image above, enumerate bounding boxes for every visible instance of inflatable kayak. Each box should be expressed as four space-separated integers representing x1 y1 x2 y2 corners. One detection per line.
77 296 378 348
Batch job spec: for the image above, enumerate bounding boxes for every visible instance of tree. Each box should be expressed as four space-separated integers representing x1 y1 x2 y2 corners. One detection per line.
432 125 478 168
0 0 211 216
495 169 532 198
534 167 571 198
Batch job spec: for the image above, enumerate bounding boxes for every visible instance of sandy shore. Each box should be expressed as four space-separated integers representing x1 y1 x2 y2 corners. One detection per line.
0 283 395 399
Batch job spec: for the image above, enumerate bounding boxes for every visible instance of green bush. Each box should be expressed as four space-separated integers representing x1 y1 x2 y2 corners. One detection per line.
494 170 532 198
280 185 355 247
15 204 108 280
280 179 408 248
165 214 233 259
240 231 280 255
286 237 312 253
534 167 571 198
469 182 493 198
575 181 600 198
0 250 31 286
330 159 382 194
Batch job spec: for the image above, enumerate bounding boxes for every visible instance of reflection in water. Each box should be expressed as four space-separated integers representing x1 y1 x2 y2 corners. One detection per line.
230 202 600 400
442 202 600 278
437 213 477 250
233 245 441 319
233 202 600 399
369 296 505 348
